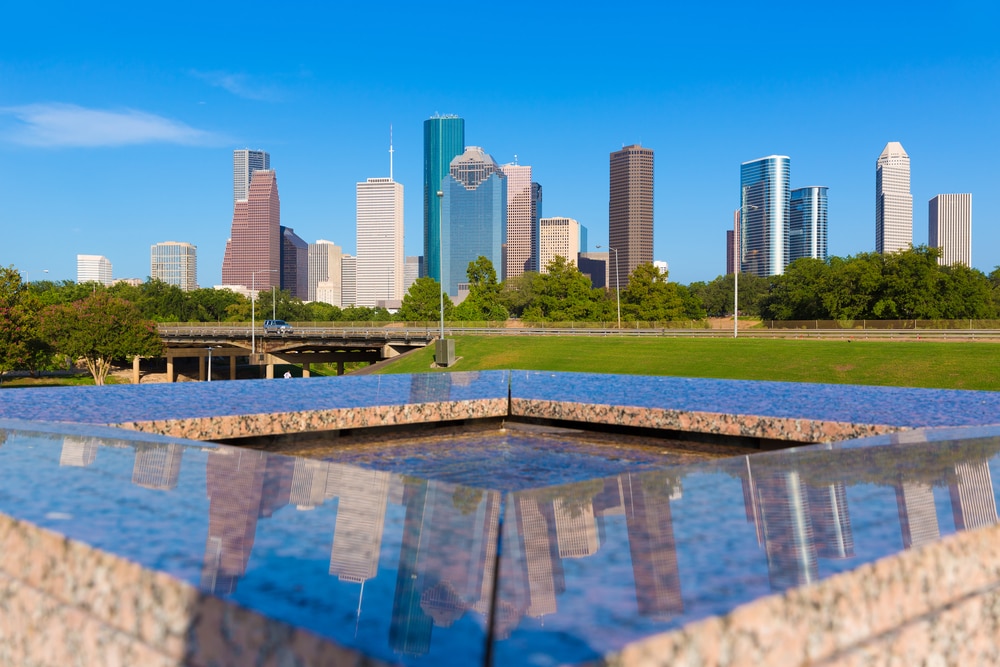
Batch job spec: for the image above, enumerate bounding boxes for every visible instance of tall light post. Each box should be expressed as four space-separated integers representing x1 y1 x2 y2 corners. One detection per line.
436 190 445 341
597 245 621 329
206 346 214 382
251 269 278 355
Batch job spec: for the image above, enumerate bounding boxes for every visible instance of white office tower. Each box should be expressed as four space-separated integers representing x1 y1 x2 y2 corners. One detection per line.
341 254 356 307
308 240 343 303
233 149 270 203
538 217 580 273
875 142 912 254
355 177 404 307
76 254 113 286
150 241 198 291
403 256 420 295
928 194 972 266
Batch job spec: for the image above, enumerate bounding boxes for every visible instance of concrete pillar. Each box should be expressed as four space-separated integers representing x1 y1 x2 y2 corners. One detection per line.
337 361 345 376
229 355 237 380
166 354 175 383
132 356 141 385
302 363 310 378
198 355 206 382
266 364 274 379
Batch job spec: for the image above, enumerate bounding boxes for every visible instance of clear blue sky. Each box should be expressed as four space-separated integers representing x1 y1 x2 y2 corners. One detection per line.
2 1 998 287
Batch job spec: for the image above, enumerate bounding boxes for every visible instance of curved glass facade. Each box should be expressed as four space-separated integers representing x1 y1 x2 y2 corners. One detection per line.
740 156 789 277
789 186 828 262
441 147 507 298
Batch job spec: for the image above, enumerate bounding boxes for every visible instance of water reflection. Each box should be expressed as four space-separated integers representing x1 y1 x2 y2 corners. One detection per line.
3 425 1000 665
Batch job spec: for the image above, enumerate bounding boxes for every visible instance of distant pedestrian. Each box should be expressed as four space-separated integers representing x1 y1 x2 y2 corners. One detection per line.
283 370 292 379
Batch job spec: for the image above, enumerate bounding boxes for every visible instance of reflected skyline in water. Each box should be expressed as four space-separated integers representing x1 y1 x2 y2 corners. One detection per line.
3 425 1000 664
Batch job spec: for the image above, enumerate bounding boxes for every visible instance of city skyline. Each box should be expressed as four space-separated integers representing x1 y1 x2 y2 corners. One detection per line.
2 2 998 286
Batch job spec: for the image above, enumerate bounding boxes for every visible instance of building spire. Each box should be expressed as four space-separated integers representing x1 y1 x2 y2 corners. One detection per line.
389 124 394 181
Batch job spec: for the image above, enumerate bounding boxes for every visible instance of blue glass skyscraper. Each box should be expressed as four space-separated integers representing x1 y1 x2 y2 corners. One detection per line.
740 156 790 277
441 147 507 297
789 186 828 263
423 115 465 282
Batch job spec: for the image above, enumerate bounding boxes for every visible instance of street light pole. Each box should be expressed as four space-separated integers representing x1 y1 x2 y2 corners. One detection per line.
206 346 214 382
436 190 445 341
597 245 621 329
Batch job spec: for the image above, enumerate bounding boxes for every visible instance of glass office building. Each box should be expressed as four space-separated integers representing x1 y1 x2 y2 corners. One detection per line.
789 186 828 263
441 147 506 298
740 155 790 277
150 242 197 291
423 115 465 282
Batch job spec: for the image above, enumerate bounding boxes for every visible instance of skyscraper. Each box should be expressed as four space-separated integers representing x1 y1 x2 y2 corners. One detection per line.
280 227 308 299
538 217 581 273
875 142 912 254
221 169 280 291
150 242 197 291
441 146 507 297
423 115 465 282
76 254 113 285
928 194 972 266
608 145 654 290
500 163 537 280
341 254 356 307
740 155 790 277
308 240 342 303
789 186 828 263
356 177 404 307
233 149 270 203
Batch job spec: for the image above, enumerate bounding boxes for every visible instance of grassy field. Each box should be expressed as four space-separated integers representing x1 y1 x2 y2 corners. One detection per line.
378 336 1000 390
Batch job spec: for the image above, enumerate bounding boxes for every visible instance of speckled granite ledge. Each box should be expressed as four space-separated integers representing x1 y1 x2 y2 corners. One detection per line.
598 515 1000 667
0 514 396 667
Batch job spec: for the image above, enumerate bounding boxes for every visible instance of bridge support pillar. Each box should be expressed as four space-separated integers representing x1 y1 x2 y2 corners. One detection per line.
230 356 237 380
266 364 274 379
198 356 206 382
132 357 140 385
302 363 310 378
166 355 175 383
337 361 345 376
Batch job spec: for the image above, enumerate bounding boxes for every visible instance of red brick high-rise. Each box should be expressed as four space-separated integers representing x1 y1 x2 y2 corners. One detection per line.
609 145 654 291
222 169 280 292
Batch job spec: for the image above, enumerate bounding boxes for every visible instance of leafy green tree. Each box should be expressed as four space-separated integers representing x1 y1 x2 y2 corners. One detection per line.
499 271 543 319
304 301 343 322
41 292 164 385
760 258 831 320
188 287 247 322
339 305 393 322
938 263 997 319
399 277 453 322
619 263 690 321
0 267 36 381
453 256 509 321
820 253 884 320
878 246 943 319
528 256 611 322
256 288 311 322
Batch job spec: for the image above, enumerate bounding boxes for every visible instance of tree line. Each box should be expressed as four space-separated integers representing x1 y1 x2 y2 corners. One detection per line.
4 247 999 382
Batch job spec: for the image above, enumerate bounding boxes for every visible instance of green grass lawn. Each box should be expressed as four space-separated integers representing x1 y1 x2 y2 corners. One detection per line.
378 336 1000 391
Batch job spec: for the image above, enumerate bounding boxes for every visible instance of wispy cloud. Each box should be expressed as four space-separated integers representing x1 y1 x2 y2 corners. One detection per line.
0 103 221 148
191 70 282 102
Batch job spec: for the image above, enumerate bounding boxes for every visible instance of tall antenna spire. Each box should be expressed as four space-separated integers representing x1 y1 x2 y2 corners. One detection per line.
389 124 394 181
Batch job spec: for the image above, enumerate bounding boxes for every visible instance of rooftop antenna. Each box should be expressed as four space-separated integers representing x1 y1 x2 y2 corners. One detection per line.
513 153 518 165
389 124 394 181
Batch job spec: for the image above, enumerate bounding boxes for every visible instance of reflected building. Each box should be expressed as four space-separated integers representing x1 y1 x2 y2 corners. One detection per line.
515 496 562 618
754 469 819 591
59 437 98 467
132 444 183 490
201 449 269 594
807 482 853 559
410 372 452 404
389 478 434 657
740 155 790 277
621 473 683 617
895 479 940 549
327 464 391 583
950 459 998 531
554 496 600 559
289 458 330 510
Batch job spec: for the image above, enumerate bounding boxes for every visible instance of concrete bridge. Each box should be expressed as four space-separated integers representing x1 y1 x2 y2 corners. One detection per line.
151 325 437 382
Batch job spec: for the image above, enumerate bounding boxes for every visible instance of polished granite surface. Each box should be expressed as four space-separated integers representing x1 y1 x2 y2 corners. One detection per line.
510 371 1000 428
3 417 1000 666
